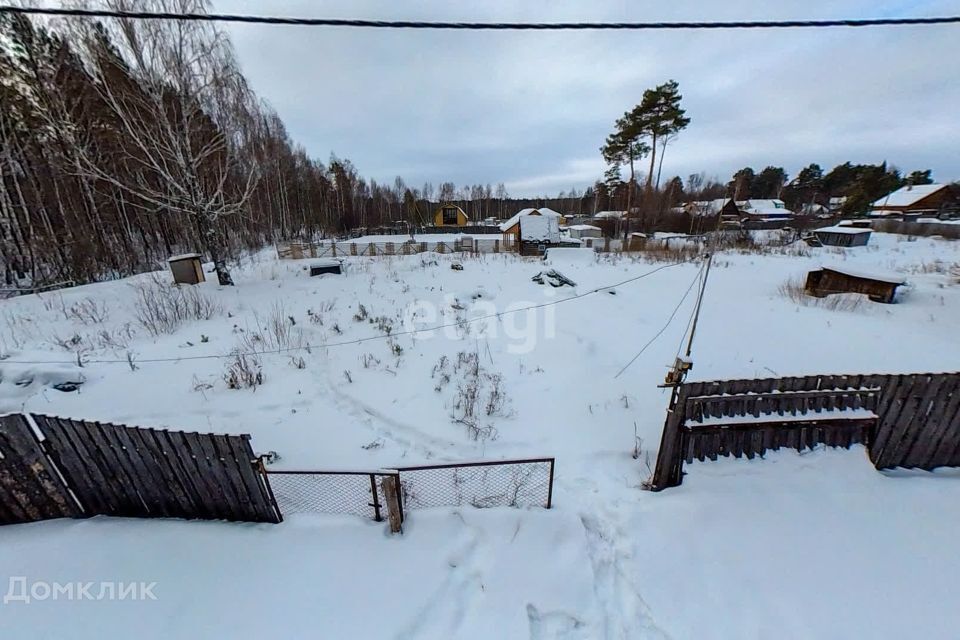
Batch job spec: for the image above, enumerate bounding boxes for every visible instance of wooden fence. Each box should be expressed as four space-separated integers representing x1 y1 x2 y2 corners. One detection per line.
651 372 960 490
277 238 511 259
0 414 281 525
0 415 83 524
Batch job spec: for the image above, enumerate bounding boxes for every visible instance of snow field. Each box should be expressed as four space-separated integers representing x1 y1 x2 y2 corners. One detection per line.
0 232 959 638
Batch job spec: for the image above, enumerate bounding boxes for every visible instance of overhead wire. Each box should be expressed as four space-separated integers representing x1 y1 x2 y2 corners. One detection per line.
2 257 701 366
613 259 706 379
1 6 959 30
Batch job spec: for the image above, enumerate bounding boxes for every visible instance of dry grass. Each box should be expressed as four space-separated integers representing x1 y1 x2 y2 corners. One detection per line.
778 277 868 312
131 274 221 336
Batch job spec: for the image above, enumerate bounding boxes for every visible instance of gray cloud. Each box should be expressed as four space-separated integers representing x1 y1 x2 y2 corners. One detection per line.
215 0 960 195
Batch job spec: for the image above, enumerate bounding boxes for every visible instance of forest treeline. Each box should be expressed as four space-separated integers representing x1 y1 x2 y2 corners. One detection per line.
0 2 944 286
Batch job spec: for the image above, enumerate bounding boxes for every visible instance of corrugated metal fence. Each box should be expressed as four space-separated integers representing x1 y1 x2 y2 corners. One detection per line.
651 372 960 490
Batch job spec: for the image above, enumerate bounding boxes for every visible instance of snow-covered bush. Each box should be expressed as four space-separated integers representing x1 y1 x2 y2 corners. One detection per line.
132 275 221 336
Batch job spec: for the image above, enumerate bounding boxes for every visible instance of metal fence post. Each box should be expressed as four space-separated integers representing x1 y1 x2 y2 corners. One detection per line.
394 472 404 523
546 458 555 509
369 473 382 521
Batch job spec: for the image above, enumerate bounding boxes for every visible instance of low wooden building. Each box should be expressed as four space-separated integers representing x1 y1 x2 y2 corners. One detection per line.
433 204 468 227
812 225 871 247
805 265 905 303
167 253 204 285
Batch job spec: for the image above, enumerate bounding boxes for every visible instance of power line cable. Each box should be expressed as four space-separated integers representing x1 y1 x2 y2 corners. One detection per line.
2 257 700 366
613 261 706 379
2 6 959 30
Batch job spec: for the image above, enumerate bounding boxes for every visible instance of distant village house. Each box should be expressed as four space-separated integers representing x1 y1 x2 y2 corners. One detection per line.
433 204 468 227
870 184 959 219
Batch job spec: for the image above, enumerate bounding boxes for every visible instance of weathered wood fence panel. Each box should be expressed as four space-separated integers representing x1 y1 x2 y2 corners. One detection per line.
0 414 82 524
870 373 960 469
0 414 281 525
651 372 960 490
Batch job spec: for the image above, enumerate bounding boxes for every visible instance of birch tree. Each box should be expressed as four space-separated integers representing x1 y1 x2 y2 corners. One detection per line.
66 0 257 285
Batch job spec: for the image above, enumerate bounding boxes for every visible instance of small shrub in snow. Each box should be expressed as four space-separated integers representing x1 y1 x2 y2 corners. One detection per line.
387 338 403 357
372 315 394 335
223 353 264 389
446 350 511 441
289 355 306 369
132 274 221 336
237 302 305 353
67 297 110 325
343 369 353 383
353 304 369 322
432 355 451 392
360 353 380 368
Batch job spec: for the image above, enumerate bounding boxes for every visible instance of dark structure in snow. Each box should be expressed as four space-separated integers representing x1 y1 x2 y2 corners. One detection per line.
805 266 904 303
810 225 871 247
309 260 342 276
167 253 204 284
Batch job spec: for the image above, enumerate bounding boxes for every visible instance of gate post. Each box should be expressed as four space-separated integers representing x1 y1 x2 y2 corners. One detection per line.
381 474 403 533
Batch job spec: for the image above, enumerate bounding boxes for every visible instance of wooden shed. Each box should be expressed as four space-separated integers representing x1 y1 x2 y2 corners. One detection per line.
812 225 871 247
433 204 468 227
167 253 204 285
805 265 905 303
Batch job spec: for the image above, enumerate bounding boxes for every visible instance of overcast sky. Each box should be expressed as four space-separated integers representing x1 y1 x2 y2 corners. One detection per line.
212 0 960 196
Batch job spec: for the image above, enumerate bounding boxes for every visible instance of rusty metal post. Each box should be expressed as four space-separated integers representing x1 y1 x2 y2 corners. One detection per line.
369 474 382 521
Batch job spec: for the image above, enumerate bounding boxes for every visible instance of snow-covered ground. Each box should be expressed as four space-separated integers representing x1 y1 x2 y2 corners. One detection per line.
1 232 959 638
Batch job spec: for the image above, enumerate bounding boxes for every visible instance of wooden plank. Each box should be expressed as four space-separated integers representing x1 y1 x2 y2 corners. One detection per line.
142 429 204 519
0 415 82 521
165 430 221 519
877 374 931 468
153 429 210 519
73 419 143 516
871 374 915 467
651 384 692 490
222 434 276 522
894 375 950 468
133 427 196 517
122 426 177 518
181 431 233 519
193 433 245 517
926 376 960 467
93 421 151 515
210 435 257 521
109 422 166 516
39 415 116 515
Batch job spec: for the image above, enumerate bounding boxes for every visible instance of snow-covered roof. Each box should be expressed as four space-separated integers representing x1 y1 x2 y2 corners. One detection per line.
567 224 601 231
687 198 730 216
749 207 794 217
821 264 905 285
868 209 900 217
740 199 786 212
593 210 626 219
168 253 202 262
814 225 871 235
498 207 562 232
871 184 948 208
